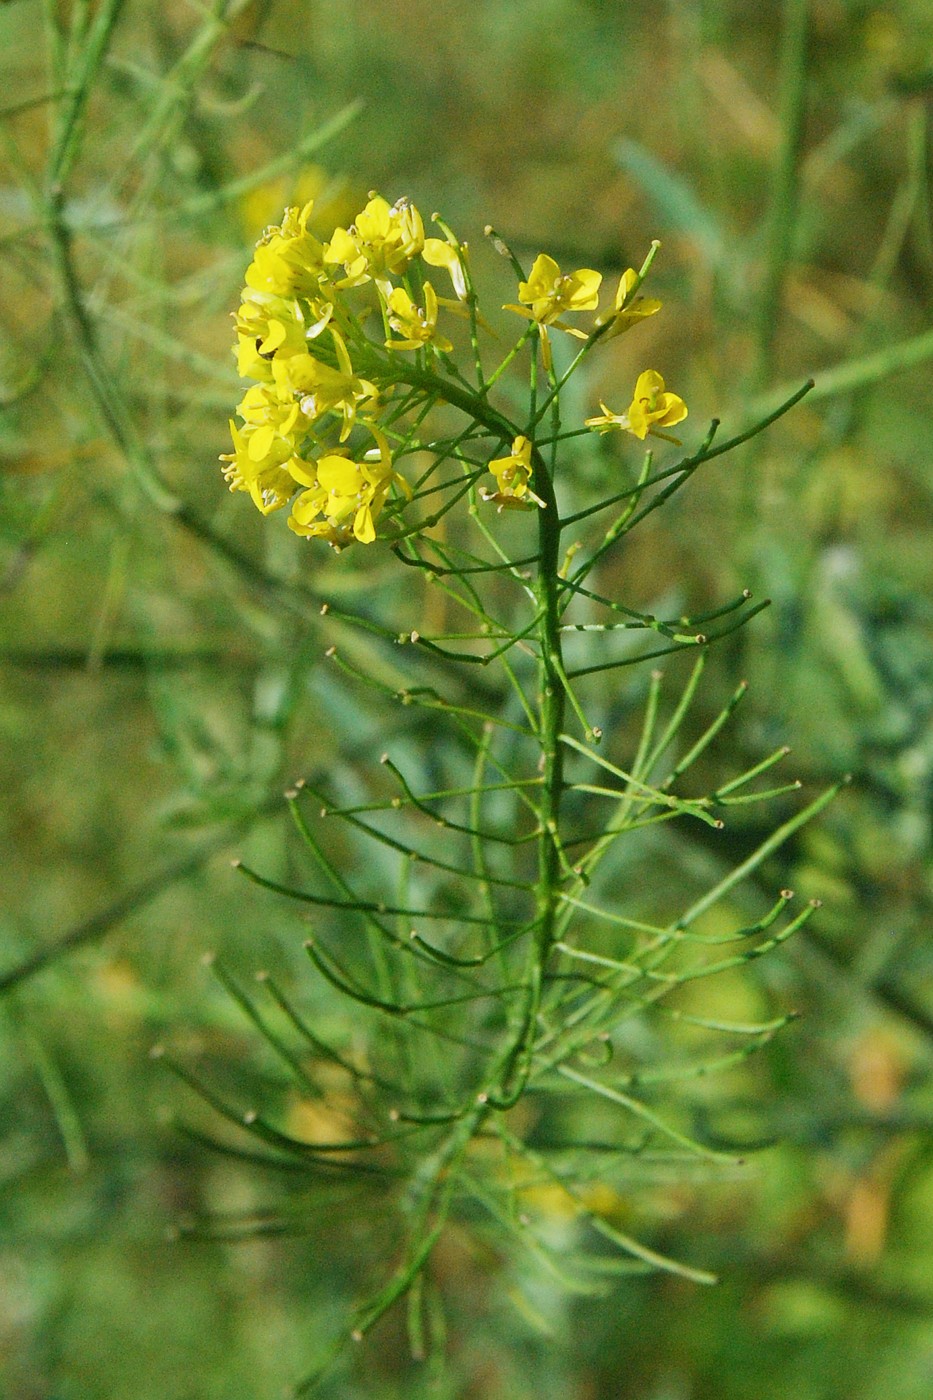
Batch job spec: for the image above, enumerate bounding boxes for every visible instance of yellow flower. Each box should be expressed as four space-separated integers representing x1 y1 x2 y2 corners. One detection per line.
235 301 297 383
504 253 602 370
235 382 309 452
386 283 453 352
235 330 276 384
272 330 378 442
516 254 603 322
482 435 544 510
219 420 295 515
236 291 332 365
287 425 409 547
596 268 662 339
324 195 425 296
244 202 327 300
585 370 688 443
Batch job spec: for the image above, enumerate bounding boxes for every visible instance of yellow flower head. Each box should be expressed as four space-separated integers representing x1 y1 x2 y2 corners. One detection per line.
515 254 602 324
386 283 453 353
244 202 327 300
504 253 602 370
237 380 303 430
482 435 544 511
597 268 662 339
226 200 424 545
584 370 688 443
287 424 409 547
219 420 296 516
271 329 378 442
325 195 425 295
234 294 329 383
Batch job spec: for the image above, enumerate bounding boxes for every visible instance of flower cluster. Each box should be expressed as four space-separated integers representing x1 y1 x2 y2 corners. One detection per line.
221 195 688 538
222 195 464 547
498 250 686 479
490 251 686 504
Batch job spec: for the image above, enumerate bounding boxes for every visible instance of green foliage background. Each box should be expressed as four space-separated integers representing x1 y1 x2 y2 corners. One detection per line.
2 0 933 1396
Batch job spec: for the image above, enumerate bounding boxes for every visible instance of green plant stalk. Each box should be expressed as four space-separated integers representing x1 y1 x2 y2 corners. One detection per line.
203 200 837 1347
381 358 571 1105
518 439 568 1084
755 0 810 388
45 0 124 190
739 0 810 554
532 441 566 959
44 187 180 514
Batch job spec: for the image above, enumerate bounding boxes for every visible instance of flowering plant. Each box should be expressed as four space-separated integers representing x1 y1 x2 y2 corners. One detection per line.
182 192 832 1389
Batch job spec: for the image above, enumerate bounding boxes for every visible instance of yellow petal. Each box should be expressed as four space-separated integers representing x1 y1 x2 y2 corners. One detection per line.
353 503 376 544
566 268 602 308
247 425 276 461
331 327 354 378
633 369 665 402
290 487 325 525
317 454 361 495
260 319 287 353
356 196 392 242
324 227 359 264
286 455 319 488
614 268 639 308
388 286 413 317
521 253 561 302
365 423 391 470
656 394 688 428
422 239 467 298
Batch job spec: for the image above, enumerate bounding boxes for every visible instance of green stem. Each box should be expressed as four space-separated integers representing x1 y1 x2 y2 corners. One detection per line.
755 0 810 388
44 188 180 513
532 443 566 965
382 359 570 1103
489 442 567 1106
384 362 519 445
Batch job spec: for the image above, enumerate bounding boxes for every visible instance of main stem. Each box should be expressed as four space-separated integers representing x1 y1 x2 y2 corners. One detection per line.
489 442 567 1101
386 361 568 1103
532 442 566 964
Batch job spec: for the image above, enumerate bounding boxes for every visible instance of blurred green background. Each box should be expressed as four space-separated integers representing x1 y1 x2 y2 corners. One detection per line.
2 0 933 1395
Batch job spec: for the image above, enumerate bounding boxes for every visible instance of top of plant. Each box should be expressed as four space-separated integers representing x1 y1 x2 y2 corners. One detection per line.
221 192 685 548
